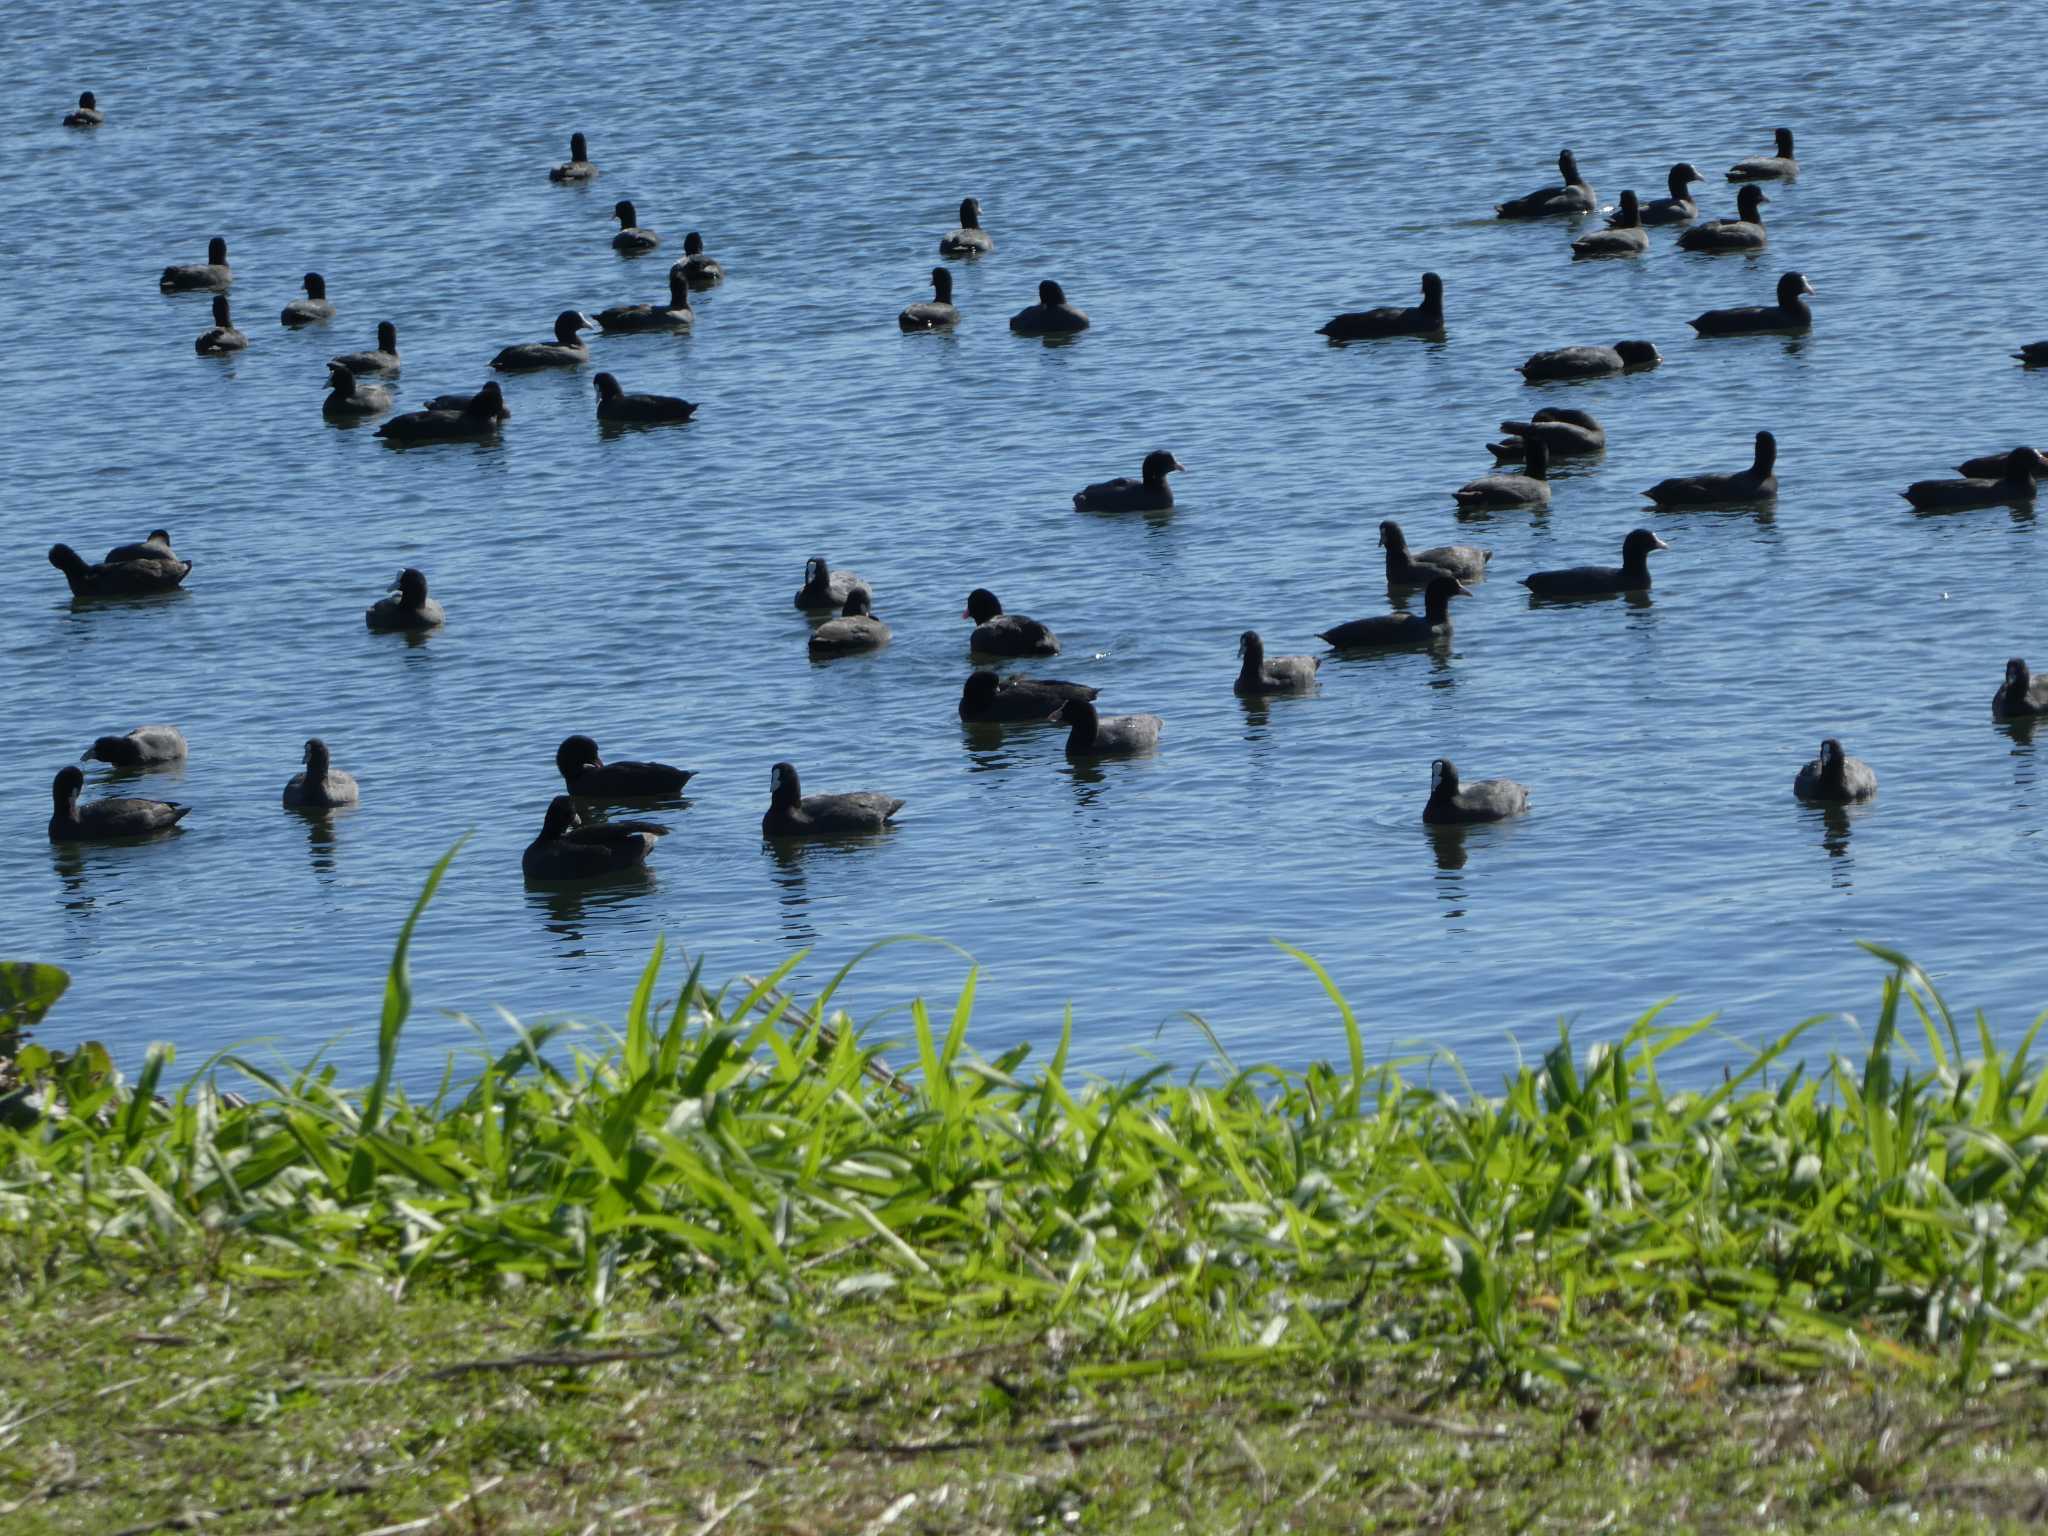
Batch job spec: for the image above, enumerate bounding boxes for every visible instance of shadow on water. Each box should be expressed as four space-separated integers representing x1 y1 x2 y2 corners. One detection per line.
287 804 352 877
1800 802 1869 890
525 866 657 950
959 724 1019 771
1426 825 1468 918
762 838 818 948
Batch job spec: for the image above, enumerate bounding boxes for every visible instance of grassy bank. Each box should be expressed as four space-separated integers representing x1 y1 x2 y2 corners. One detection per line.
8 853 2048 1528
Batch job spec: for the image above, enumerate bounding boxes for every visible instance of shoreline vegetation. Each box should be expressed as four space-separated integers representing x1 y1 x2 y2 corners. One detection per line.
9 853 2048 1529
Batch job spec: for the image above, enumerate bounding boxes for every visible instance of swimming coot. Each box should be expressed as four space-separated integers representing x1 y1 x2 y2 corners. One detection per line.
1517 340 1660 379
1495 149 1595 218
795 557 867 611
1010 280 1089 335
523 796 666 880
1677 184 1768 252
1521 529 1668 597
1902 447 2048 510
377 382 507 441
958 671 1098 722
808 588 892 655
1957 447 2044 478
49 542 191 598
1995 658 2048 720
899 268 959 331
1318 272 1444 340
365 567 445 631
1689 272 1814 336
761 762 903 836
160 236 231 292
282 738 360 809
672 232 725 287
1793 738 1876 802
1644 430 1777 505
939 197 993 256
1235 631 1320 694
490 311 594 371
195 294 247 354
549 132 598 182
1052 699 1163 757
63 91 103 127
1640 162 1705 224
1571 191 1646 258
1991 657 2048 721
49 765 189 842
281 273 335 326
2013 343 2048 367
1319 575 1468 647
82 725 186 768
332 321 400 375
1728 128 1797 181
1455 436 1550 509
594 372 696 424
103 530 177 564
597 270 694 331
1488 407 1606 459
1380 520 1491 586
324 361 392 418
1073 450 1184 511
963 588 1059 655
611 199 660 253
556 734 694 797
1422 758 1529 825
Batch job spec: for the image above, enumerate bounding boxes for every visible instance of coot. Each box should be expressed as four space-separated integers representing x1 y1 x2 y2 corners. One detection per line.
549 132 598 182
556 734 694 797
1571 191 1646 258
82 726 187 767
898 268 959 331
63 91 103 128
1488 407 1606 459
365 567 445 631
958 671 1098 722
939 197 993 256
490 311 594 371
1902 447 2048 510
282 738 360 809
808 588 892 655
1010 280 1089 335
1644 430 1777 505
964 588 1059 655
1495 149 1595 218
1235 631 1320 694
1422 758 1529 824
281 273 335 326
1689 272 1814 336
1994 658 2048 720
49 765 189 841
1319 575 1467 647
1073 450 1184 511
1318 272 1444 340
324 361 392 418
1677 184 1768 252
597 271 694 331
1793 738 1876 802
523 796 665 879
761 762 903 836
1517 340 1660 379
1455 436 1550 508
1640 162 1705 224
1380 520 1490 585
594 372 696 424
611 199 660 252
49 543 190 598
1052 699 1163 757
1728 128 1798 181
160 236 231 292
795 557 867 611
195 294 247 354
1521 529 1668 597
332 321 400 375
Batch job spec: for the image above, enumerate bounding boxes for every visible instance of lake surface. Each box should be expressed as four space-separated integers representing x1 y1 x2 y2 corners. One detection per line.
8 0 2048 1086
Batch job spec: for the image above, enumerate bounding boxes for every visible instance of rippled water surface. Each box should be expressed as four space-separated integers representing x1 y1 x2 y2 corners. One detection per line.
9 0 2048 1083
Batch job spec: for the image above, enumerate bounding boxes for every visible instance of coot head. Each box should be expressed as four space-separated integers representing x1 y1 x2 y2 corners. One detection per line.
1615 339 1661 366
1735 184 1769 220
1142 450 1186 486
397 567 430 603
53 764 85 805
1238 630 1265 661
769 761 802 808
48 544 87 578
301 272 327 300
326 360 357 391
594 371 624 402
1038 280 1066 306
961 671 1001 710
1558 149 1584 183
1774 127 1795 157
376 320 397 351
1049 698 1098 728
1623 528 1672 563
1753 430 1777 471
1522 435 1550 478
78 91 97 110
2009 658 2032 690
962 587 1004 623
1377 519 1407 550
1776 272 1816 306
466 381 506 417
552 310 595 342
539 795 580 840
1610 189 1641 226
683 231 706 255
82 735 130 762
842 588 873 617
556 734 602 778
2001 447 2048 482
569 131 589 160
209 294 233 327
207 236 228 265
929 266 953 301
958 197 983 228
1667 162 1705 193
1430 757 1460 794
1420 271 1443 306
613 200 639 227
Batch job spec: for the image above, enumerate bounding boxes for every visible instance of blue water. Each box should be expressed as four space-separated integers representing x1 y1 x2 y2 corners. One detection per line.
7 0 2048 1085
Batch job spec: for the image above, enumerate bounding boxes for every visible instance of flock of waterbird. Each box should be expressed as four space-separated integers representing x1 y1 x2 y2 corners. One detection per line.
40 104 2048 873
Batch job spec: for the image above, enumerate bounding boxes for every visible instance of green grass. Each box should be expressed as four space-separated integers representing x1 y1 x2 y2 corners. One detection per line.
10 851 2048 1527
